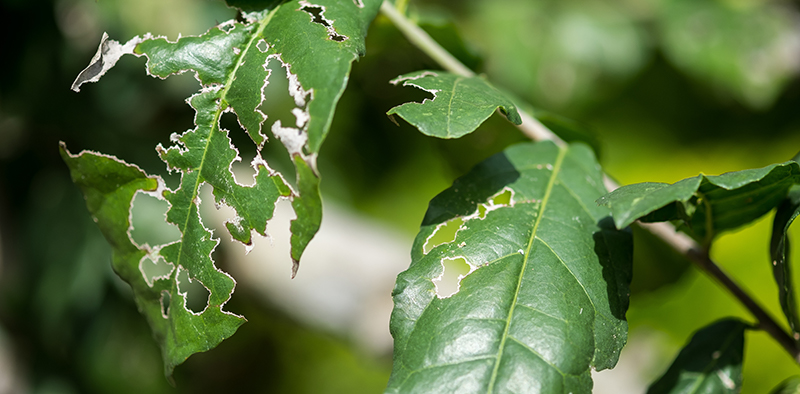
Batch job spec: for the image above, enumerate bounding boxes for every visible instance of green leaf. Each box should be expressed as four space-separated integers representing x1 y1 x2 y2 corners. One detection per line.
770 185 800 339
67 0 382 374
597 161 800 243
387 70 522 139
387 141 632 393
647 318 747 394
60 144 246 378
769 376 800 394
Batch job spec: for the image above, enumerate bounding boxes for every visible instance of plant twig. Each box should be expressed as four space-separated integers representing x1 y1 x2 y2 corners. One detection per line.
639 221 800 362
380 0 800 364
379 2 473 78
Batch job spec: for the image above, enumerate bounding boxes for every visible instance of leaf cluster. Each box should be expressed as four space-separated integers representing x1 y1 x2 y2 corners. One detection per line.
60 0 800 392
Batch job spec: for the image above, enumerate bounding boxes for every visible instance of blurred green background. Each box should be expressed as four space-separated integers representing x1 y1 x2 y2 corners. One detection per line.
1 0 800 392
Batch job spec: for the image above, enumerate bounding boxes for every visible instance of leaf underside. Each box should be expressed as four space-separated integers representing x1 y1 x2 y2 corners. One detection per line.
387 141 632 393
597 161 800 243
387 70 522 139
770 185 800 339
64 0 381 376
647 319 746 394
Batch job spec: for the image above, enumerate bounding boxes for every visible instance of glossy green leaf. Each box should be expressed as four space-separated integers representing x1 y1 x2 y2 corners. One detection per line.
769 376 800 394
387 70 522 139
647 319 747 394
67 0 381 375
771 184 800 339
387 141 632 393
597 161 800 244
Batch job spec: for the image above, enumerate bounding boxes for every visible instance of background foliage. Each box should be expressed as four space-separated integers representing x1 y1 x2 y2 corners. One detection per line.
1 0 800 392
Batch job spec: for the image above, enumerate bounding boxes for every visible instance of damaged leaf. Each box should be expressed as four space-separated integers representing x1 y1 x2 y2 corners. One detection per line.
70 32 143 92
387 70 522 139
66 0 381 376
597 161 800 244
387 141 632 393
60 145 245 377
647 319 747 394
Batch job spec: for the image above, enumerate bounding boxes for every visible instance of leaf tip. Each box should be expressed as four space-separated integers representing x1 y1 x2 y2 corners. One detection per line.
71 32 144 92
501 106 522 125
386 112 400 126
291 258 300 279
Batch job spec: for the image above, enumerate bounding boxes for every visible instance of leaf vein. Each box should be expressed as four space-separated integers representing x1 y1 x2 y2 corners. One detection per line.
485 145 567 394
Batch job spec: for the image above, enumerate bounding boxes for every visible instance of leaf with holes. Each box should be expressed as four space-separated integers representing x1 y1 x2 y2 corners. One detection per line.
771 184 800 339
647 319 747 394
387 70 522 139
597 161 800 244
60 145 247 378
66 0 381 376
387 141 632 393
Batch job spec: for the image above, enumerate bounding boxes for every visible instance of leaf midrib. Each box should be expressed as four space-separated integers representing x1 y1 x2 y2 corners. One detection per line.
445 76 464 138
485 146 567 393
172 9 277 282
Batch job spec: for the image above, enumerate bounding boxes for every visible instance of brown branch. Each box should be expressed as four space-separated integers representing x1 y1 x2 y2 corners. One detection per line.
639 222 800 363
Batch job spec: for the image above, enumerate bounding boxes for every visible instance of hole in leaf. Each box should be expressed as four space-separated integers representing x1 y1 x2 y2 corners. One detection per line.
160 290 171 319
477 188 514 219
433 257 472 298
300 4 347 42
196 183 239 243
477 205 488 219
221 111 258 186
256 38 269 52
490 189 513 206
259 57 305 187
177 268 210 314
423 217 464 254
140 255 175 287
129 192 181 247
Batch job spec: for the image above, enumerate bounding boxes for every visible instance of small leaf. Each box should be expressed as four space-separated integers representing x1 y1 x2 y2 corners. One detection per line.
387 70 522 139
597 161 800 243
769 376 800 394
387 141 632 393
647 318 747 394
770 184 800 339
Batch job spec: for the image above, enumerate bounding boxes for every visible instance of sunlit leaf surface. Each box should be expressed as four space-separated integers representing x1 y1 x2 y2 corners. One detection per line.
387 70 521 139
598 161 800 243
387 141 632 393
